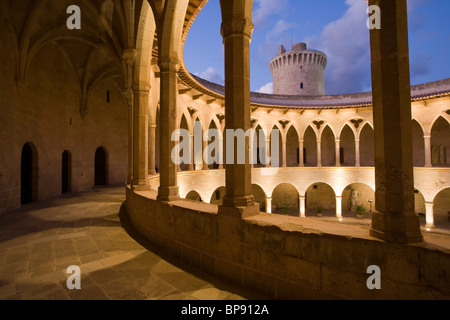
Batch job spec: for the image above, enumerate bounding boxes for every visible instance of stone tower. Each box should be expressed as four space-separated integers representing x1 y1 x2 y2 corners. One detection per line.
269 42 327 96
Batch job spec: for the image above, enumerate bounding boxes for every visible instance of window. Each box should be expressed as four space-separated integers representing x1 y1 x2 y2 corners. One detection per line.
300 83 304 89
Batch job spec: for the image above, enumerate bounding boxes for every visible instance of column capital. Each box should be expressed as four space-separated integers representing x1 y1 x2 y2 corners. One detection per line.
132 83 151 95
158 57 180 73
221 18 254 39
122 49 137 65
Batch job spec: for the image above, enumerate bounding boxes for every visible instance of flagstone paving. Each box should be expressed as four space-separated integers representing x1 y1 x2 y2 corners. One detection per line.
0 187 266 300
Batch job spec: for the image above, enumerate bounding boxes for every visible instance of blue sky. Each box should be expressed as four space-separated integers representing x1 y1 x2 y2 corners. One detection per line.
183 0 450 95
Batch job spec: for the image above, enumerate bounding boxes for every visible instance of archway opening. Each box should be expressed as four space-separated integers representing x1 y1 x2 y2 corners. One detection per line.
253 125 266 168
340 125 356 166
186 190 202 202
286 126 299 167
414 189 426 224
321 126 335 166
360 123 374 166
341 183 375 218
272 183 299 216
305 183 335 217
210 186 226 205
95 147 108 186
412 120 425 167
180 114 190 171
21 143 37 205
270 126 282 167
304 126 317 167
434 188 450 229
252 184 266 212
62 150 71 194
431 116 450 167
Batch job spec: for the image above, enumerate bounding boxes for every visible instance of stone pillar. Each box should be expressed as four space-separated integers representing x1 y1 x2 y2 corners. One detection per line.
132 83 149 186
317 139 322 167
336 196 343 219
218 136 224 169
126 88 134 185
425 201 435 228
298 140 304 167
157 58 180 201
266 197 272 214
202 137 209 170
218 10 259 217
265 139 271 167
148 124 157 175
189 134 194 171
368 0 423 243
424 135 432 167
355 138 361 167
299 195 306 217
282 137 287 168
335 139 341 167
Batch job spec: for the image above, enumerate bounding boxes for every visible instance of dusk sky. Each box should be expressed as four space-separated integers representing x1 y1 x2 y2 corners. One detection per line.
183 0 450 95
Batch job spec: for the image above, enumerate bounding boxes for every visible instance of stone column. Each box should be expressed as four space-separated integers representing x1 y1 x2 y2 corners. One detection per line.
148 124 157 175
218 136 224 169
157 58 180 201
317 139 322 167
425 201 435 229
218 12 259 217
355 138 361 167
299 195 306 217
335 139 341 167
368 0 423 243
336 196 343 219
126 89 134 185
132 83 149 186
202 137 209 170
189 134 194 171
298 140 304 167
282 137 287 168
424 135 432 167
265 139 271 167
266 197 272 214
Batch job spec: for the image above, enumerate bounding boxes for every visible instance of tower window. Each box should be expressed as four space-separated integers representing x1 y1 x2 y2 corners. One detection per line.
300 83 304 89
106 90 111 103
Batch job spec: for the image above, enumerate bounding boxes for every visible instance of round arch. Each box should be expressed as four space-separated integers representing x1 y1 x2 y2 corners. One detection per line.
433 187 450 228
210 186 226 205
305 182 336 216
272 183 299 216
185 190 203 202
341 182 375 216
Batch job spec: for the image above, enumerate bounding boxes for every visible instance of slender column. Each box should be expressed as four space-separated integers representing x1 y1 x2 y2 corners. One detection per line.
218 8 258 216
218 136 224 169
424 135 432 167
299 195 306 217
189 134 194 171
355 138 361 167
335 139 341 167
126 89 134 185
132 83 149 186
368 0 422 243
202 137 209 170
157 58 180 201
317 139 322 167
425 201 435 228
148 124 157 175
282 137 287 167
265 139 271 167
266 197 272 214
298 140 304 167
336 196 343 219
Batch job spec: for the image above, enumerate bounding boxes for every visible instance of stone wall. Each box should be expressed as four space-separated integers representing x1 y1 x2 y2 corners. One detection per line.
125 187 450 299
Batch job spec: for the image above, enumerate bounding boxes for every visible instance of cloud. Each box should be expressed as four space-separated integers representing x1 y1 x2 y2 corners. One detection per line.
258 19 297 61
305 0 371 94
253 0 289 29
195 67 224 85
410 54 432 78
257 82 273 94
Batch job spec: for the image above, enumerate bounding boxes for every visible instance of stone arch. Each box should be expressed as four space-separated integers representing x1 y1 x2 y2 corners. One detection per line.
252 184 266 212
185 190 203 202
340 124 356 166
321 125 335 166
431 116 450 167
193 117 203 170
272 183 299 216
360 123 374 167
286 125 299 167
210 186 226 205
303 125 317 167
21 142 38 205
253 124 266 168
270 124 283 167
207 120 221 169
305 182 336 216
341 182 375 215
433 187 450 227
414 188 426 217
412 119 425 167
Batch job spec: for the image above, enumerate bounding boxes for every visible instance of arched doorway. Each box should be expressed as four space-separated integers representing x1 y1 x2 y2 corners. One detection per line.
272 183 299 216
95 147 108 186
341 183 375 217
186 190 202 202
340 125 356 166
62 151 71 194
412 120 425 167
21 143 37 205
305 183 335 216
434 188 450 228
360 123 374 166
252 184 266 212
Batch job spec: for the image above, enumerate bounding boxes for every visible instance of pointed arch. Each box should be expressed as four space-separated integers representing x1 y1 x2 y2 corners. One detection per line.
360 123 374 167
303 125 317 167
340 124 356 166
286 125 299 167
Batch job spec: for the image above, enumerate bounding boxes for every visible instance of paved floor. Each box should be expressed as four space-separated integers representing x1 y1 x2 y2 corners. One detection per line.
0 187 266 300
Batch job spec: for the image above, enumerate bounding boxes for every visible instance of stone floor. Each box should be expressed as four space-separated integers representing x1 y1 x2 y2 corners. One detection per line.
0 187 266 300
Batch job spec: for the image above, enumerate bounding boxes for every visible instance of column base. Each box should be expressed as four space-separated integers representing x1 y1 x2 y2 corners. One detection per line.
218 202 260 219
157 186 180 202
369 211 423 244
